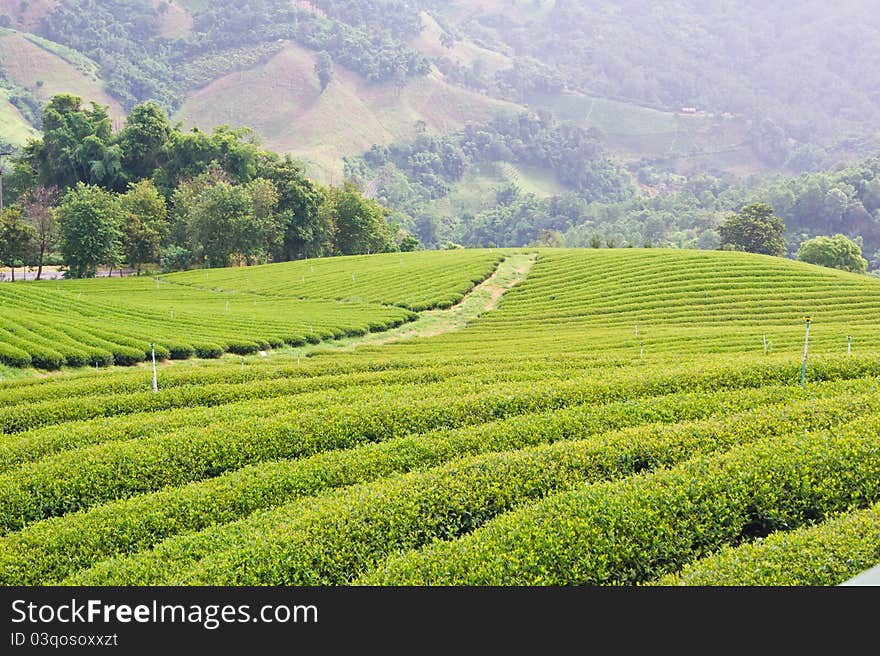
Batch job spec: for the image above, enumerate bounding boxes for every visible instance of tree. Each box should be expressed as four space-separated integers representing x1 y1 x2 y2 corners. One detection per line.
315 51 333 93
58 183 122 278
23 95 122 191
533 228 566 248
327 182 394 255
0 207 38 282
719 203 787 256
257 155 328 260
119 180 169 274
243 177 283 262
797 234 868 274
398 234 420 252
118 102 172 182
185 181 278 267
20 186 60 280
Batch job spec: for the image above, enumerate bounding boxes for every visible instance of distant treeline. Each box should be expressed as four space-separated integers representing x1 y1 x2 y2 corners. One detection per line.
345 110 632 246
0 94 411 279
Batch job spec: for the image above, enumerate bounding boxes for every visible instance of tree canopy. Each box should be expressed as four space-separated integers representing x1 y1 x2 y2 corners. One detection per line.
797 234 868 274
719 204 787 257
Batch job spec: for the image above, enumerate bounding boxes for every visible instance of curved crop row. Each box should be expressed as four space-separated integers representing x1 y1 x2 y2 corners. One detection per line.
2 381 856 584
66 395 879 585
362 415 880 585
655 501 880 586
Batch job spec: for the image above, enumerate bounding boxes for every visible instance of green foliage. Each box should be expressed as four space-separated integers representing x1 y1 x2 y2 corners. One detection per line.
2 249 880 586
159 245 192 273
119 180 169 273
181 179 276 267
57 182 122 278
797 234 867 274
0 249 500 369
365 416 880 584
118 102 172 183
168 249 503 311
314 51 333 93
11 94 402 272
719 203 787 256
23 95 122 191
67 387 880 585
658 500 880 586
0 378 869 584
327 182 394 256
0 207 38 279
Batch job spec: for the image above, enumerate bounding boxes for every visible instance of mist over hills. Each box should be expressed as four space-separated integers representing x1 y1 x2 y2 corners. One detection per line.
1 0 879 256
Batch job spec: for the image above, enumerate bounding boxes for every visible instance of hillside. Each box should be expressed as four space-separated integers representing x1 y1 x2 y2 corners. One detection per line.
2 2 880 261
1 249 879 588
3 1 878 175
176 42 517 181
0 29 123 121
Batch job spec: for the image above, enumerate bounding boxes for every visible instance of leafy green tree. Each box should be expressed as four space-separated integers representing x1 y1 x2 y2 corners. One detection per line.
119 180 169 274
160 245 193 273
118 102 172 182
244 177 283 259
719 203 787 256
398 234 420 252
797 234 868 274
185 180 278 267
20 186 60 281
256 154 327 260
0 207 38 282
185 182 253 268
168 165 230 247
315 51 333 93
153 126 260 195
57 183 122 278
327 182 394 255
533 228 566 248
23 95 122 191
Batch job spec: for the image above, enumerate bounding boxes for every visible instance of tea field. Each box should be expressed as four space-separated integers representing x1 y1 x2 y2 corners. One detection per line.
1 248 879 586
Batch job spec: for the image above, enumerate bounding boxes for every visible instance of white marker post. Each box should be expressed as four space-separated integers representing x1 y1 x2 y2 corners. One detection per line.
151 343 158 393
800 318 811 387
763 335 768 355
848 335 852 356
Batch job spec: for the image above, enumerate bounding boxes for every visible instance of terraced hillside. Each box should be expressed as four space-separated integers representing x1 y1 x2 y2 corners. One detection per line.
0 250 502 369
1 248 879 586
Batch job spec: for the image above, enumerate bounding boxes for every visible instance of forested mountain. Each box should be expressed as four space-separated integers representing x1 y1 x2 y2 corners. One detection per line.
1 0 879 265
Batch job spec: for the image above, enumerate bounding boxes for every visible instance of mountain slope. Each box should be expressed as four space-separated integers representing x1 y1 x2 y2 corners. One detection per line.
0 29 123 125
176 42 519 181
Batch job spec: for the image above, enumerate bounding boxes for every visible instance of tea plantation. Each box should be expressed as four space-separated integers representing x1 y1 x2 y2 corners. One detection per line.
1 248 879 585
